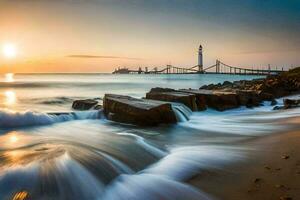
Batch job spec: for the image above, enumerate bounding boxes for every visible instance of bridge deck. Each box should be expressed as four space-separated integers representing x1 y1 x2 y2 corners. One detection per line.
113 60 288 75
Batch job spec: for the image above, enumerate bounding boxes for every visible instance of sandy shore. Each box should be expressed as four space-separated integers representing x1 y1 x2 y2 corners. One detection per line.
190 117 300 200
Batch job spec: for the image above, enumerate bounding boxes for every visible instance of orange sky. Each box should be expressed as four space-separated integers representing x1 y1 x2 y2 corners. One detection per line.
0 0 299 73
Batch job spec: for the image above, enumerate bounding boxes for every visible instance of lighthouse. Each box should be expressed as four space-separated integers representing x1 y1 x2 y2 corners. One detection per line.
198 45 203 72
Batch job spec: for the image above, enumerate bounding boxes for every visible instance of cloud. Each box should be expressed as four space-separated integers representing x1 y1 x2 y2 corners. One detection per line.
66 54 143 60
235 47 300 55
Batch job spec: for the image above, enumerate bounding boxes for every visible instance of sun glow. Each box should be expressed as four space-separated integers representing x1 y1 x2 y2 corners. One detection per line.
10 135 19 143
2 43 17 59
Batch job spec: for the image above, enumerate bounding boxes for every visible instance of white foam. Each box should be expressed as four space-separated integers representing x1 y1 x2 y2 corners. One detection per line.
172 103 192 122
102 174 212 200
144 145 244 181
0 110 102 128
116 132 167 158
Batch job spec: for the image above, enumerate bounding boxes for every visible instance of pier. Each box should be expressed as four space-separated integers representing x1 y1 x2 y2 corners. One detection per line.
113 60 286 75
113 44 288 75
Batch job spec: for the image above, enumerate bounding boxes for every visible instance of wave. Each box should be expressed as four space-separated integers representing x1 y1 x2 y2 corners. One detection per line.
102 174 211 200
172 103 193 122
101 145 242 200
25 96 77 105
0 110 102 128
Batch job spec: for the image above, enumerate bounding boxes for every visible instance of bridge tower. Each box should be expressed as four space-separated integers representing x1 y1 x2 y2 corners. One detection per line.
198 45 203 72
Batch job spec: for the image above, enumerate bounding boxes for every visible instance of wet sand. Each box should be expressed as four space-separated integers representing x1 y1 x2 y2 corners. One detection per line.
190 117 300 200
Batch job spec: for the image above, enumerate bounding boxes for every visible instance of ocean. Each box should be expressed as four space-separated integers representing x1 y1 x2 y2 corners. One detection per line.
0 73 299 200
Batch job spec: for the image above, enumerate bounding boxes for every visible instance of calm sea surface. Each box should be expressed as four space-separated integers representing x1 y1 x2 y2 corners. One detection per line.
0 73 299 200
0 73 264 111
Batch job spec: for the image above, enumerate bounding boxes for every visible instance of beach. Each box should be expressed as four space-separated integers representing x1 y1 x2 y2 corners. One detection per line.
190 117 300 200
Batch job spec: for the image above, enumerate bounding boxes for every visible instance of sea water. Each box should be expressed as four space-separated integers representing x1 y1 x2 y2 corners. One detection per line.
0 73 299 200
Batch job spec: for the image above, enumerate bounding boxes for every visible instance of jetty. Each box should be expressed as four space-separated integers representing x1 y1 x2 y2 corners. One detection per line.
113 45 288 75
113 60 286 75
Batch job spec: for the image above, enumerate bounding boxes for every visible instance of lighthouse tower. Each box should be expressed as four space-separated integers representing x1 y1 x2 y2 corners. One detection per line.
198 45 203 72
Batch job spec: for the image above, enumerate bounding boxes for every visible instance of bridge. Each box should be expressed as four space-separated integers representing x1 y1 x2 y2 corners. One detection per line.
113 59 286 75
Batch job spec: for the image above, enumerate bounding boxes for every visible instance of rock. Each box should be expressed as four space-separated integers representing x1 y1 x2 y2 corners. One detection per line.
264 165 271 170
179 89 207 111
254 178 262 183
281 154 290 159
271 99 277 106
257 91 275 101
103 94 177 126
149 87 176 93
72 99 98 110
280 196 293 200
273 105 284 110
235 90 261 108
200 84 215 90
146 90 197 111
222 81 233 88
284 99 300 109
180 89 239 111
94 104 103 110
48 112 75 116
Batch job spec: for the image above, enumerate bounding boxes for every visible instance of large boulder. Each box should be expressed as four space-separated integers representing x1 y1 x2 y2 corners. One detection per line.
145 90 197 111
72 99 98 110
103 94 177 126
180 89 239 111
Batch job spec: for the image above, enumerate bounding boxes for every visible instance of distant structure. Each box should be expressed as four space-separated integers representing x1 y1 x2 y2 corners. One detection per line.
112 67 130 74
198 44 203 72
112 44 287 75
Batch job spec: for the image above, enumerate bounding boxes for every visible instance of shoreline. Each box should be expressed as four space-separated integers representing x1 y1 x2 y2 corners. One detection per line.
189 118 300 200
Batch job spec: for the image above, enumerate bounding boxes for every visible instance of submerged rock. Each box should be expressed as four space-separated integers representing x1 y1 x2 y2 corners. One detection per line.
271 99 278 106
273 98 300 110
94 104 103 110
283 99 300 109
72 99 98 110
145 90 197 111
103 94 177 126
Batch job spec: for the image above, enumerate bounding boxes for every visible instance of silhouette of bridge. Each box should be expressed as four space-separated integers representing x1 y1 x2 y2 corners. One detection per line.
113 59 286 75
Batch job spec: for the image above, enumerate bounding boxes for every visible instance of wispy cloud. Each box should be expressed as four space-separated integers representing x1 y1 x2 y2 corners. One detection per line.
235 47 300 55
66 54 144 60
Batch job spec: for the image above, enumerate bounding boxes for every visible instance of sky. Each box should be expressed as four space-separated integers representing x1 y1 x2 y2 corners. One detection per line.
0 0 299 73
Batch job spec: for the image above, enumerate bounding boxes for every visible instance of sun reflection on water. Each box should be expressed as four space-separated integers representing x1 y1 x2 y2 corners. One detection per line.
4 90 16 105
4 73 14 82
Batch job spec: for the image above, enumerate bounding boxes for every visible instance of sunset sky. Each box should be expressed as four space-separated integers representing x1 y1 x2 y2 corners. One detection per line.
0 0 299 73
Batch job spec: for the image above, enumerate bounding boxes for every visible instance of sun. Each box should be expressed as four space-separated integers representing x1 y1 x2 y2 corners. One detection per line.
2 43 17 59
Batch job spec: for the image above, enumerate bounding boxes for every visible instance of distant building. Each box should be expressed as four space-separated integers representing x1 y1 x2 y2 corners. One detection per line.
113 67 130 74
198 45 203 72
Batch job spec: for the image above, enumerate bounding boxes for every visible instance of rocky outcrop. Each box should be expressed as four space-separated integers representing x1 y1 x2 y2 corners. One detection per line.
103 94 177 126
72 99 98 110
200 67 300 100
145 91 197 111
74 67 300 126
